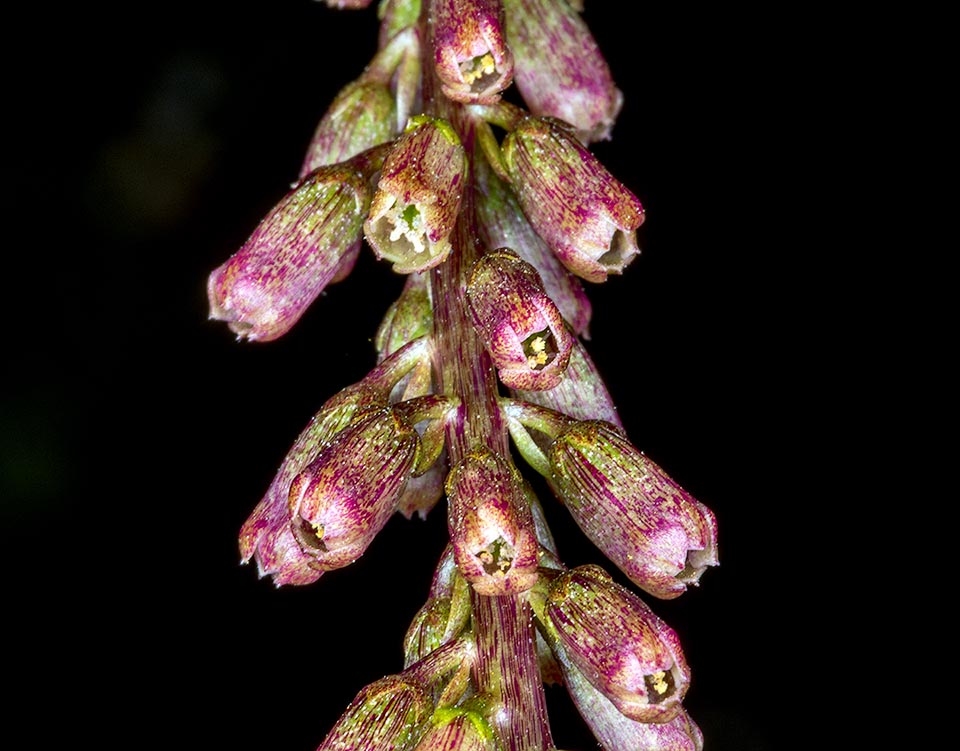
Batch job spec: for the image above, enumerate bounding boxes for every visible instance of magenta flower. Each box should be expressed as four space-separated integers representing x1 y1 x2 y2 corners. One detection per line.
544 564 691 722
502 116 644 283
207 161 375 342
502 0 623 143
548 420 719 599
445 447 539 595
431 0 513 104
465 248 573 391
364 115 467 273
287 407 421 571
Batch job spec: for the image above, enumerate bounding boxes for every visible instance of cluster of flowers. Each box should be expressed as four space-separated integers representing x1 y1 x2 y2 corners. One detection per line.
208 1 718 749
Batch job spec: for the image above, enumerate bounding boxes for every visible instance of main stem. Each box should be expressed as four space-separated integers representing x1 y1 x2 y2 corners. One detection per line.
421 9 553 751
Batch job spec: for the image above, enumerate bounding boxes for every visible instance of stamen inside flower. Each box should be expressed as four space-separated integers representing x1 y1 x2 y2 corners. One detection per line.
522 328 558 370
643 669 676 703
476 536 515 575
385 199 428 255
294 517 329 552
460 53 496 91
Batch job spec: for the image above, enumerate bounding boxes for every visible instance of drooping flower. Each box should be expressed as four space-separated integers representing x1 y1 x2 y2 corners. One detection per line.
445 447 539 595
287 407 421 571
502 116 644 283
300 79 398 176
548 420 718 599
555 643 704 751
364 115 468 273
238 382 387 586
474 153 592 336
465 248 573 391
543 564 690 722
502 0 623 143
430 0 513 104
208 158 381 341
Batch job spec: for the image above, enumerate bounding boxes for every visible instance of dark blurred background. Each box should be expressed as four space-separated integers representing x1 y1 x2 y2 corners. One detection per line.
4 2 812 749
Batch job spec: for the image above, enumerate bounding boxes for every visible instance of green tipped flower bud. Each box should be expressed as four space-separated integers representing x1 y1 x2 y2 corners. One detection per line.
544 565 690 723
502 0 622 143
548 421 718 600
207 162 373 342
466 249 573 391
317 674 432 751
502 116 644 283
365 116 467 273
475 155 592 336
446 447 539 595
412 708 498 751
287 407 420 571
556 645 704 751
404 546 472 667
299 80 398 177
513 337 622 427
431 0 513 104
238 383 386 587
376 272 434 360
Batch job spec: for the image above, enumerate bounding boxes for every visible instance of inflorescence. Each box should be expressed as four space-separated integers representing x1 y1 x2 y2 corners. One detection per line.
208 2 718 749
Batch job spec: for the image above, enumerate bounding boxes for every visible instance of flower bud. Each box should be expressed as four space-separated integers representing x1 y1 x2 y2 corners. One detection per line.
502 0 622 143
288 407 420 570
475 154 591 337
376 272 434 360
208 163 372 341
502 116 644 283
299 80 398 177
446 447 539 595
544 565 689 722
466 249 573 391
411 709 497 751
238 383 386 586
317 674 432 751
404 546 472 666
548 421 718 599
513 337 622 428
558 646 703 751
431 0 513 104
365 116 467 273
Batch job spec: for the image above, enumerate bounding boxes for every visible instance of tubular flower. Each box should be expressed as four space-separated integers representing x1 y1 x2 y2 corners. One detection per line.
287 407 421 571
474 154 591 336
364 115 467 273
543 565 690 723
502 0 622 143
502 116 644 283
466 249 573 391
207 161 375 342
445 447 539 595
555 644 704 751
317 674 432 751
299 80 398 176
430 0 513 104
238 383 386 586
548 420 718 599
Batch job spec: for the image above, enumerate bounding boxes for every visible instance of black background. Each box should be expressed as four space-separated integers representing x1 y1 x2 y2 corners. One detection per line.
4 2 819 749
